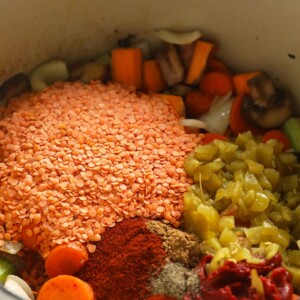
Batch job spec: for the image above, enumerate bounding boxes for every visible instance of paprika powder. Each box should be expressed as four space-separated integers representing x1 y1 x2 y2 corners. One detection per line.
76 218 167 300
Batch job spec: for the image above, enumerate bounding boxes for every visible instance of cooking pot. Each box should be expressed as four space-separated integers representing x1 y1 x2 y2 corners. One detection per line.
0 0 299 299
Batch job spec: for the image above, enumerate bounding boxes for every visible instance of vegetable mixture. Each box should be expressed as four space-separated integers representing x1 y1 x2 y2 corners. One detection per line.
0 28 300 300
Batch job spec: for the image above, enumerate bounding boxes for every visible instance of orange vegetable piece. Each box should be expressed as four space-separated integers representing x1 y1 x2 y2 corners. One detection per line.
143 60 166 93
45 243 88 278
111 47 143 89
261 129 291 151
292 294 300 300
185 90 214 118
229 95 266 136
37 275 94 300
200 133 228 145
207 58 228 73
155 94 185 117
200 71 233 96
21 222 39 250
185 41 214 85
233 71 262 95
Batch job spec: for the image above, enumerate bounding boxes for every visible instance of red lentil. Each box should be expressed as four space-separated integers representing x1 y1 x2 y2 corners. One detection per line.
0 81 201 256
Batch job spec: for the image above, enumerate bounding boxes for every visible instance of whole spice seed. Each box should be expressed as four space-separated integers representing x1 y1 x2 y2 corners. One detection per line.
76 218 167 300
0 81 201 257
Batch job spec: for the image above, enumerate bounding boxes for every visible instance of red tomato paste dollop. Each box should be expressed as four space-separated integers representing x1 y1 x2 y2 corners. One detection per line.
184 253 293 300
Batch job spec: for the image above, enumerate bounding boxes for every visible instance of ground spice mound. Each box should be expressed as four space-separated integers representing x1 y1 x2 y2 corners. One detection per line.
147 220 202 268
77 218 203 300
76 218 167 300
0 81 201 257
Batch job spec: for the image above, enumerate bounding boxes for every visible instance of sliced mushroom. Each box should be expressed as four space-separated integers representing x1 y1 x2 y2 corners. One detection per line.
68 62 110 83
156 43 184 86
241 72 292 129
0 73 30 106
170 84 194 97
176 42 195 71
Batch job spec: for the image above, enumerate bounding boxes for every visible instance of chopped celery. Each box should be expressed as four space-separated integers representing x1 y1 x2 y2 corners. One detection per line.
281 117 300 151
0 257 15 283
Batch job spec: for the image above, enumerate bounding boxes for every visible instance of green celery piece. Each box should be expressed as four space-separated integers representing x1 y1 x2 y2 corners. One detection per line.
0 257 15 283
281 118 300 152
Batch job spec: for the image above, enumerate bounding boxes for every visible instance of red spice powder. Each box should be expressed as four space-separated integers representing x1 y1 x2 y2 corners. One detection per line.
76 218 167 300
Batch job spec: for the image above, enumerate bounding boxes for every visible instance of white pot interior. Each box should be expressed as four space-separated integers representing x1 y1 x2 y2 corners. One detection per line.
0 0 299 112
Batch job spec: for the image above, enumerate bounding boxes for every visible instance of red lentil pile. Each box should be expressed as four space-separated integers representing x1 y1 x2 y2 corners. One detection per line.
0 81 200 257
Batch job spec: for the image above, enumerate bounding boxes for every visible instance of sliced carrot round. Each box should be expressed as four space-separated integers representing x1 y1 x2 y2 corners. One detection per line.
201 133 228 145
45 243 88 278
261 129 291 151
207 58 228 73
37 275 94 300
200 71 233 97
185 90 214 118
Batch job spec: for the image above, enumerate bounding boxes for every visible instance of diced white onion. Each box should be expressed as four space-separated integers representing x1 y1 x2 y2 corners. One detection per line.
199 93 233 134
0 241 22 254
155 29 202 45
180 119 206 129
5 275 34 300
4 277 31 300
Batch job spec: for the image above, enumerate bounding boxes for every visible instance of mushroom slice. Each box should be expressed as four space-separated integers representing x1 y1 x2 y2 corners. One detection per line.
170 84 194 97
176 42 196 72
0 73 30 105
156 43 185 86
69 62 110 83
241 72 292 129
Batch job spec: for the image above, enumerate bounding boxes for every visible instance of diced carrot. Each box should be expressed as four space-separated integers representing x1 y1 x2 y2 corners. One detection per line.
21 222 39 251
292 294 300 300
155 94 185 117
233 71 262 95
200 71 233 97
143 60 166 93
229 95 266 136
201 133 228 145
111 48 143 89
185 41 214 85
261 129 291 151
185 90 214 118
37 275 94 300
207 58 228 73
45 243 88 278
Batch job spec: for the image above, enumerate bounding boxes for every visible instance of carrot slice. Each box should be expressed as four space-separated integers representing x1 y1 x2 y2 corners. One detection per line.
21 222 39 250
185 90 214 117
261 129 291 151
37 275 94 300
185 41 214 85
200 71 233 96
143 60 166 93
292 294 300 300
45 243 88 278
229 95 266 136
111 48 143 89
201 133 228 145
207 58 228 73
233 71 262 95
155 94 185 117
